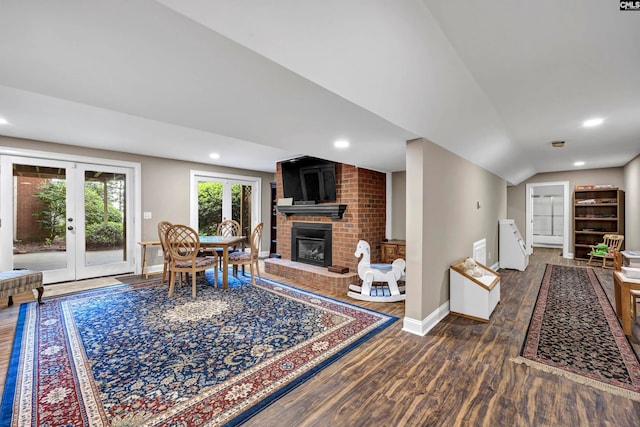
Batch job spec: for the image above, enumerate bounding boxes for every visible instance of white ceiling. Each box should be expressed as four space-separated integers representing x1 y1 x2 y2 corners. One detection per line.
0 1 638 185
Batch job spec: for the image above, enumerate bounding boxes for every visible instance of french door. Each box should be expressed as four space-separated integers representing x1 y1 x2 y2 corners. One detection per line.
190 171 261 238
525 181 570 258
1 155 135 283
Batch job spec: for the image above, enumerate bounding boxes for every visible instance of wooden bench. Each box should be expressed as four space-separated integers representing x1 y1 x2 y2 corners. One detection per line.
0 270 43 306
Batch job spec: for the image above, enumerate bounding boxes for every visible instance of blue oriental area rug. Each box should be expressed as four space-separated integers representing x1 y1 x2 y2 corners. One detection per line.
0 272 397 426
513 264 640 401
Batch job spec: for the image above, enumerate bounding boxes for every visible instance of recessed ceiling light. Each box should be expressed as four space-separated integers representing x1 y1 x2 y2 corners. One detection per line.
551 140 565 148
583 118 604 128
574 161 585 166
0 117 9 125
209 153 220 159
334 140 349 149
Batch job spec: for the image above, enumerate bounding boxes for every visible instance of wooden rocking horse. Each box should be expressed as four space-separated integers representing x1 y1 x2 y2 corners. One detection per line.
347 240 406 302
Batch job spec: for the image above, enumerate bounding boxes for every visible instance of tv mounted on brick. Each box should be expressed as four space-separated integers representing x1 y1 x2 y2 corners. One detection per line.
281 156 337 204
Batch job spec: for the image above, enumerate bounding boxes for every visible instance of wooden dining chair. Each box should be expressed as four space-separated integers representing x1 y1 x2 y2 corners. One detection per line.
157 221 172 283
228 222 263 286
166 224 218 298
213 219 241 267
217 219 241 238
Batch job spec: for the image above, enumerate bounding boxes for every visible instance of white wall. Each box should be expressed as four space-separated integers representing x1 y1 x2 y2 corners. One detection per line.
507 168 625 249
0 135 275 267
404 138 506 335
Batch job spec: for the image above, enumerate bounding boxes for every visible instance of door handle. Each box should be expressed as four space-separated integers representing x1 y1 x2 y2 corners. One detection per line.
68 226 74 231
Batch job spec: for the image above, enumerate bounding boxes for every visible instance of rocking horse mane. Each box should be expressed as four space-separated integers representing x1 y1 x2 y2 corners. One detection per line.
355 240 372 270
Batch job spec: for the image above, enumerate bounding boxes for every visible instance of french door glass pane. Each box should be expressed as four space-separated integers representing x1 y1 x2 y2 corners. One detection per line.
83 170 127 266
197 181 253 236
198 181 223 235
232 183 252 236
13 164 68 271
533 195 564 237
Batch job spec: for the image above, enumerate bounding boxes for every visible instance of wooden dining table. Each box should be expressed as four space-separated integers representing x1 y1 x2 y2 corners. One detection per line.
613 270 640 336
199 235 246 289
137 240 162 279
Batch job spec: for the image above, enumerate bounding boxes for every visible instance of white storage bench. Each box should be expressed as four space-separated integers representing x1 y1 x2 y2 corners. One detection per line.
449 259 500 322
0 270 43 306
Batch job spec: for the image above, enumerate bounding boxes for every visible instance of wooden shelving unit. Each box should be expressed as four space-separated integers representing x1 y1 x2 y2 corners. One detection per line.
269 182 277 256
573 188 625 260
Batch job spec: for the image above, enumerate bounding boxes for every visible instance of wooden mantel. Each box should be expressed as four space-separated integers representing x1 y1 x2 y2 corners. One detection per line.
276 204 347 220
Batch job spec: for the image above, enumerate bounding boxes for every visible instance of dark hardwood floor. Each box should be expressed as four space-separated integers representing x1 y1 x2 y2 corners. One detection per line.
1 248 639 426
247 248 640 427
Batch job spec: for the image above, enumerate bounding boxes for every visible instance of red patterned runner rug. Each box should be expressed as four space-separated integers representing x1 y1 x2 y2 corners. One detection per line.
512 264 640 400
0 276 397 426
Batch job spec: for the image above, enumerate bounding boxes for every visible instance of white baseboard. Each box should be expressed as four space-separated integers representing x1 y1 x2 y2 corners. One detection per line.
402 300 450 336
532 243 563 249
490 261 499 271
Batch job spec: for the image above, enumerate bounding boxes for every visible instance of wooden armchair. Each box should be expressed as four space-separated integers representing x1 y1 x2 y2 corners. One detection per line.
587 234 624 268
157 221 172 283
217 219 241 237
166 224 218 298
213 219 241 267
229 222 263 286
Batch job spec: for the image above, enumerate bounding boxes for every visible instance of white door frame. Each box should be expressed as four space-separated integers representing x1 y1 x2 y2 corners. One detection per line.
525 181 571 258
75 162 135 280
1 156 78 283
0 146 142 282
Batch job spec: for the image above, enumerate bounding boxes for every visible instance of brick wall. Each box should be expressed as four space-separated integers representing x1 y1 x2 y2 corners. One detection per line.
16 176 48 242
275 162 386 270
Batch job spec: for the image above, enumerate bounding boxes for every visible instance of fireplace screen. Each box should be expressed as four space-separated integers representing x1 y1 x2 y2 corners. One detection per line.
291 222 332 267
297 238 325 264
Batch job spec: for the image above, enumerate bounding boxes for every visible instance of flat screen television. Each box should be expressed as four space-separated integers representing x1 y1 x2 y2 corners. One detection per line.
281 156 337 203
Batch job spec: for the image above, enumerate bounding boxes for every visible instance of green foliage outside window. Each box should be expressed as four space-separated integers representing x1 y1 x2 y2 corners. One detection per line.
85 222 124 248
198 182 223 235
33 180 124 248
84 182 123 224
33 180 67 240
197 182 246 235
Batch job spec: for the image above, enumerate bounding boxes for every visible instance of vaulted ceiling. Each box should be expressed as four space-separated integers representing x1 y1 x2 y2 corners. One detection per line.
0 1 638 185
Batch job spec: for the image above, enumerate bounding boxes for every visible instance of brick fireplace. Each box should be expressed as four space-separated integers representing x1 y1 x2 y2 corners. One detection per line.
264 161 386 289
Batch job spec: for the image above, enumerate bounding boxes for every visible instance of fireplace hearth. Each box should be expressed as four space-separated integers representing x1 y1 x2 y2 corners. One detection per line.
291 222 332 267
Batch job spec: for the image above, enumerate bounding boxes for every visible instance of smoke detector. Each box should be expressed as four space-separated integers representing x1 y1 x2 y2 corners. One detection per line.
551 140 565 148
